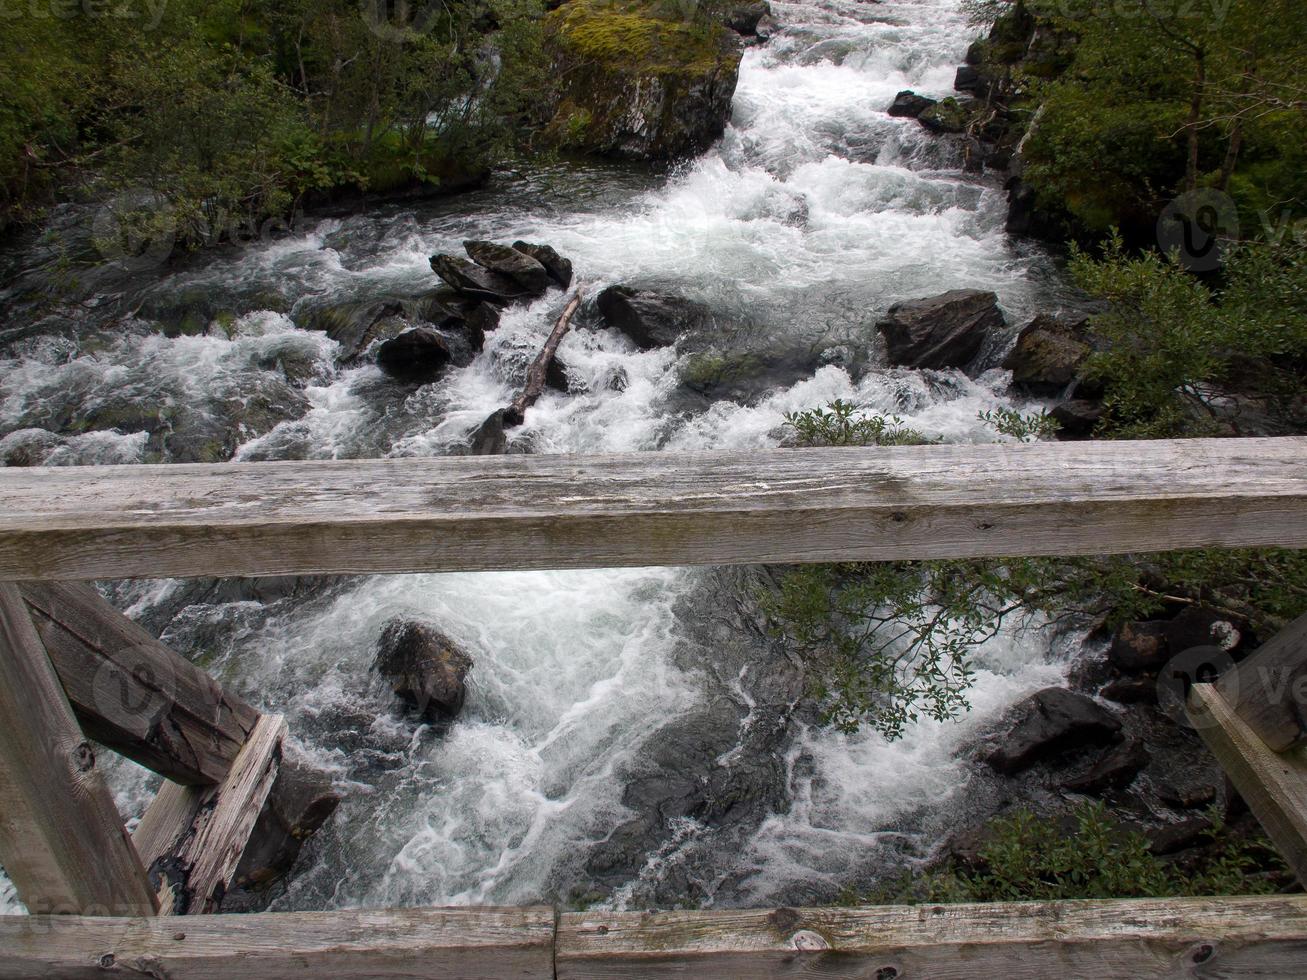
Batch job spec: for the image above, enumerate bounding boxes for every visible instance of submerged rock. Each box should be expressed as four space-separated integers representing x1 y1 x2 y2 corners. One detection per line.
887 90 938 119
298 299 408 364
372 618 473 723
876 289 1005 370
596 286 714 350
986 687 1122 774
1002 313 1092 396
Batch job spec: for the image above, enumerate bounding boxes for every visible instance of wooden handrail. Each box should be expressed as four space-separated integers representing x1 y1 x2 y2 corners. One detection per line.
2 437 1305 582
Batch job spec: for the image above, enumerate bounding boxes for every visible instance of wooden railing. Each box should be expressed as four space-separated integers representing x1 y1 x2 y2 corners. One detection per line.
2 436 1307 977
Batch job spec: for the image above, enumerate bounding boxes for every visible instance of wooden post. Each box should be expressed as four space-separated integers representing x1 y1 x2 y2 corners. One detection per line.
1216 610 1307 752
20 581 260 786
1189 683 1307 884
0 584 157 916
134 715 286 914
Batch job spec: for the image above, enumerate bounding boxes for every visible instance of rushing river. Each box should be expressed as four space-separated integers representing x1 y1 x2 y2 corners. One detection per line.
0 0 1089 912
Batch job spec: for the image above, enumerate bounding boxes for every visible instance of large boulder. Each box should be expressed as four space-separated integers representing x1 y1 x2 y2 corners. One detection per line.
542 1 742 161
918 97 977 135
1108 621 1170 674
512 241 574 289
430 254 538 305
596 286 714 350
887 90 938 119
375 328 454 382
1002 313 1092 396
372 618 473 723
876 289 1005 370
986 687 1122 774
464 240 552 295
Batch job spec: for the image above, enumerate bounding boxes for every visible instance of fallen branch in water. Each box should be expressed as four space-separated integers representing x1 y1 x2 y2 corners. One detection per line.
505 285 585 427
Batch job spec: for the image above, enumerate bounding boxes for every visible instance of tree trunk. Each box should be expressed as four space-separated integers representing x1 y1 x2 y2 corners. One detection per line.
505 288 585 427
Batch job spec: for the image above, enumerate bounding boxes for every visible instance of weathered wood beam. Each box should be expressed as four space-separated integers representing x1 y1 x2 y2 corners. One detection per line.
1 437 1305 582
134 715 286 914
19 581 259 785
556 897 1307 978
0 584 157 916
1189 683 1307 884
0 906 557 978
1216 610 1307 752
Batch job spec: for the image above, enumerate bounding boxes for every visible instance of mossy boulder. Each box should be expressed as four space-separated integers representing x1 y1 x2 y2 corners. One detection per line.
543 0 742 160
918 97 978 136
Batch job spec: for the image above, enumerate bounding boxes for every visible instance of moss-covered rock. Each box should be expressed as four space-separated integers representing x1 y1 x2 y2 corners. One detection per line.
543 0 742 160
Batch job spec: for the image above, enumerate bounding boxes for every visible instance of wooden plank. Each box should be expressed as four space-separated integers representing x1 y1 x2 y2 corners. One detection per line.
20 581 259 785
0 584 157 916
1189 683 1307 884
140 715 286 914
1217 610 1307 752
557 897 1307 978
0 906 557 978
1 437 1306 582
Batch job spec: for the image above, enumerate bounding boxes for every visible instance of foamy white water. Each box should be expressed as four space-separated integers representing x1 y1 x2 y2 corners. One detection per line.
0 0 1088 910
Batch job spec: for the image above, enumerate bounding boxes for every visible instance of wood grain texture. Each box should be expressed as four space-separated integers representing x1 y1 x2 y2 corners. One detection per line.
20 581 259 784
1 437 1306 582
161 714 286 914
557 897 1307 978
0 906 556 978
1217 611 1307 752
1189 683 1307 884
0 584 157 916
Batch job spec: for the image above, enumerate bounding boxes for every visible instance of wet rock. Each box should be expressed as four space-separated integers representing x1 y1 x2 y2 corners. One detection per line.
1108 621 1170 674
876 289 1005 370
225 757 341 909
986 687 1122 774
372 618 473 723
596 286 714 350
375 328 454 383
918 97 977 135
0 427 62 466
1101 676 1158 705
1002 313 1092 396
1050 398 1104 438
954 64 987 95
467 409 509 455
887 90 938 119
299 299 407 363
545 355 574 392
430 254 537 305
512 241 574 289
1166 606 1241 655
464 240 552 295
1157 780 1218 810
724 1 770 37
1147 817 1213 856
1063 739 1150 794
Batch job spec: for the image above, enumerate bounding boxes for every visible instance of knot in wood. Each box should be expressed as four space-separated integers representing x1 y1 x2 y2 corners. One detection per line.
790 929 829 951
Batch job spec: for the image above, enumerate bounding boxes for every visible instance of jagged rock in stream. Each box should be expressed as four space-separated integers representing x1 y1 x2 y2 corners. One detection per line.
297 300 408 363
512 241 574 289
222 757 342 911
579 566 806 907
464 240 553 295
985 687 1122 774
373 618 473 723
430 254 540 306
1050 398 1104 439
876 289 1005 370
887 90 937 119
467 408 509 455
375 328 455 382
1002 313 1092 396
596 286 714 350
541 1 742 161
724 1 771 37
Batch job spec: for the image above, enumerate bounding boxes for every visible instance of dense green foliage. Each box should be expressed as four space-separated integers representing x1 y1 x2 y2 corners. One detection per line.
0 0 549 237
997 0 1307 238
769 402 1307 737
1073 236 1307 437
861 803 1288 903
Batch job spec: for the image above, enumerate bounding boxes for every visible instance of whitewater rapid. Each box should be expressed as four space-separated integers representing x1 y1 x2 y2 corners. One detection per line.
0 0 1088 913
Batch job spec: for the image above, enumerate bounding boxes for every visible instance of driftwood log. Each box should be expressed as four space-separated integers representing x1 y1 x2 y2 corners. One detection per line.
504 287 585 427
